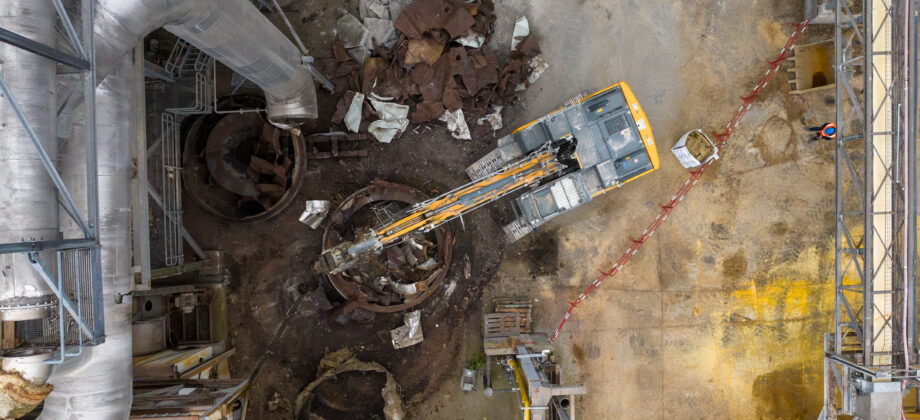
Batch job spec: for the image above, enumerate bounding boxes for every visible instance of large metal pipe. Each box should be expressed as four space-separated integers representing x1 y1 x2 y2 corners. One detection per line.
89 0 317 123
0 1 59 320
38 55 135 420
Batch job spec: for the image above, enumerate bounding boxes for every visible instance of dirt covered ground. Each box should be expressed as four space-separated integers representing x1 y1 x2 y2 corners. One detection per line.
179 0 841 419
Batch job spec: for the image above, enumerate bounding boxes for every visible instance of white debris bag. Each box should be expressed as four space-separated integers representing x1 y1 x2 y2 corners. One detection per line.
671 129 718 169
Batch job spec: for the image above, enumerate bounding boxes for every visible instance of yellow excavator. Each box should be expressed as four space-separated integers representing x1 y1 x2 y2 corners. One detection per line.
316 82 659 274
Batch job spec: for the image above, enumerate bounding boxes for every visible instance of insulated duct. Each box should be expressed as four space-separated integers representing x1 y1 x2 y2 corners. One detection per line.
38 55 134 420
0 1 59 321
85 0 317 123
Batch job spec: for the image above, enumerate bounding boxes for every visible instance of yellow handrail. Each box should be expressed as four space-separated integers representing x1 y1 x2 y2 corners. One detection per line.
508 358 531 420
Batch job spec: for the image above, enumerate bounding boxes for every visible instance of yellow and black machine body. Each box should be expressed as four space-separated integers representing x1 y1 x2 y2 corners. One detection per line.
317 82 658 274
489 82 660 240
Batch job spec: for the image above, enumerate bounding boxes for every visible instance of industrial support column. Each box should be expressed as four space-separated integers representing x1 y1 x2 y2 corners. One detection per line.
867 0 894 369
825 0 920 418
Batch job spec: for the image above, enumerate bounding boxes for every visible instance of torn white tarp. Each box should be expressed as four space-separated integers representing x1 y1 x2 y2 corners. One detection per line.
368 94 410 143
511 16 530 51
439 109 471 140
391 310 424 349
298 200 331 229
457 30 485 48
345 92 365 133
476 105 503 131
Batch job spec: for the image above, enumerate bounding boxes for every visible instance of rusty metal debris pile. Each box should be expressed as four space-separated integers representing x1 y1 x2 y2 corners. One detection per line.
330 0 547 142
322 181 453 317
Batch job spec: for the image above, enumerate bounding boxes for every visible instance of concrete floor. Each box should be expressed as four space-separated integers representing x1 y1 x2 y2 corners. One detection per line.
412 0 838 418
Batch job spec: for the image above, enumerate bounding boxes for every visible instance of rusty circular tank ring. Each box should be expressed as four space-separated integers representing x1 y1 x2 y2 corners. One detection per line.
182 95 307 223
322 180 453 313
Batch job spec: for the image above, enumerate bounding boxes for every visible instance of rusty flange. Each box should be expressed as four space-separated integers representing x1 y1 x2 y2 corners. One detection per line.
322 180 453 313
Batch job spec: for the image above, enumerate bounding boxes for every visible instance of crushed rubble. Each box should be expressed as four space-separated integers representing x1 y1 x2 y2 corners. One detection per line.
328 0 549 142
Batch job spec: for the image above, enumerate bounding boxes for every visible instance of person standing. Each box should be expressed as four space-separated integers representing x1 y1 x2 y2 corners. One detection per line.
808 122 837 141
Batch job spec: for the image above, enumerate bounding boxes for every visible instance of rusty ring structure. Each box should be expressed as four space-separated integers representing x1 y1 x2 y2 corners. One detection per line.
182 108 307 223
322 180 453 313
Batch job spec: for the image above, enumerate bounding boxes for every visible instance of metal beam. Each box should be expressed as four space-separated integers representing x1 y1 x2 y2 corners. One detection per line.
147 179 207 261
0 26 89 69
132 44 152 291
51 0 86 60
0 238 96 254
144 60 174 82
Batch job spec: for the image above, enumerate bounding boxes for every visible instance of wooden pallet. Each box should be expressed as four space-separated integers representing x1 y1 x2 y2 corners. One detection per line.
484 313 521 338
493 297 532 334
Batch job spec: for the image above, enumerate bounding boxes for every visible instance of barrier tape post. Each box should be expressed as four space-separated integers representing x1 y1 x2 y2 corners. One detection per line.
551 20 810 342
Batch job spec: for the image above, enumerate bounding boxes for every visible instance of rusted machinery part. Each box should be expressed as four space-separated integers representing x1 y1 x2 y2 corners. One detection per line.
0 369 53 418
182 96 307 223
322 180 454 313
205 112 263 197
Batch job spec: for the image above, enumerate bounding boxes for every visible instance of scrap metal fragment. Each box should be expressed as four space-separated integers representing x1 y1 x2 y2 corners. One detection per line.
456 29 485 48
411 101 445 124
394 0 475 39
299 200 331 229
417 257 438 271
511 16 529 51
365 18 398 49
337 14 370 48
390 310 424 349
439 108 471 140
405 36 445 65
476 105 503 131
368 95 410 143
345 92 365 132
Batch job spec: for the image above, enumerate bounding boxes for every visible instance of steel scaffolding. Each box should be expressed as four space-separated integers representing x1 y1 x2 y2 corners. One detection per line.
824 0 920 417
0 0 106 353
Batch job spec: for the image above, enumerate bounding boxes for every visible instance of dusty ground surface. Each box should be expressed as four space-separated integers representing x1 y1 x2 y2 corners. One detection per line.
413 0 840 419
172 0 841 419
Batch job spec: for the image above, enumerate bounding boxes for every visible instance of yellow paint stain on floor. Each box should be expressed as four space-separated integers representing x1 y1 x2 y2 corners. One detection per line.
718 244 834 418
